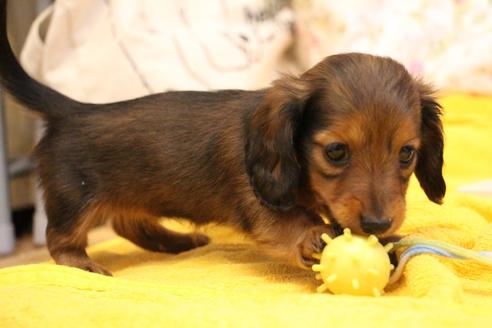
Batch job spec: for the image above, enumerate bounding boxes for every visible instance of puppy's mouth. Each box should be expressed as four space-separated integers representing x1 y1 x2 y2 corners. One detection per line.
322 205 400 241
328 217 344 236
322 205 344 236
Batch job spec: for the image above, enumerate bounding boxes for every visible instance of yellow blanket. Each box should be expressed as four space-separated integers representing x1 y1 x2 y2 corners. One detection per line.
1 94 491 327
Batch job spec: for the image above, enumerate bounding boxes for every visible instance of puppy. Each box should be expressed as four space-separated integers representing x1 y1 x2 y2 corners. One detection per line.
0 0 444 275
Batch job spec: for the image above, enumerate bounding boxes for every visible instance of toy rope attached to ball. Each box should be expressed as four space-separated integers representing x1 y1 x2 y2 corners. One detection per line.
388 237 492 285
312 228 492 296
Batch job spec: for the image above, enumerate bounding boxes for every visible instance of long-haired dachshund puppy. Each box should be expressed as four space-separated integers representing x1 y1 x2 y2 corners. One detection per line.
0 0 444 275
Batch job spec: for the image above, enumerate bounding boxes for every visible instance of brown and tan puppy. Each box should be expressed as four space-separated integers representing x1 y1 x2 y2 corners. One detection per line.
0 0 444 275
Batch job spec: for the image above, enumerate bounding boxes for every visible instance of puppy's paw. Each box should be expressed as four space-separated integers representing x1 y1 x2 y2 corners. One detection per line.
56 253 112 276
297 225 337 268
152 232 210 254
81 261 113 276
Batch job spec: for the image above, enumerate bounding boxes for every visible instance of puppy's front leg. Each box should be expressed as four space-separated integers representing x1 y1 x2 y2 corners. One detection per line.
248 208 337 268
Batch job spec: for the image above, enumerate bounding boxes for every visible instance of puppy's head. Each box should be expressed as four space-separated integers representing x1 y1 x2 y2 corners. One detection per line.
246 53 445 237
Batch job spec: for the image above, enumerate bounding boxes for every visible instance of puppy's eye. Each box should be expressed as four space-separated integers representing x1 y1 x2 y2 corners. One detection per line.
399 146 415 166
325 143 349 165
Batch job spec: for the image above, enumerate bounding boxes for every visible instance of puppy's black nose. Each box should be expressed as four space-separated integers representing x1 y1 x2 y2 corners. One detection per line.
360 216 392 234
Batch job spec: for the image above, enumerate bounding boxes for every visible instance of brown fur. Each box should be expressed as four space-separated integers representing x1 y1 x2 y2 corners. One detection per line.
0 1 445 274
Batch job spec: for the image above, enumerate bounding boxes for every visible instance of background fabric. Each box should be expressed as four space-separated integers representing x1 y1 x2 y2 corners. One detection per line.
22 0 295 102
294 0 492 94
21 0 492 98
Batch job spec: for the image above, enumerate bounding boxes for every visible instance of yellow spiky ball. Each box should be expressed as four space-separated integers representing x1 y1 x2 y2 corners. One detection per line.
312 228 394 296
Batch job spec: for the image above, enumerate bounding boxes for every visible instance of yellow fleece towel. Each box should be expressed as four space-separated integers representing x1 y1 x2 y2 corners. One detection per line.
1 94 492 327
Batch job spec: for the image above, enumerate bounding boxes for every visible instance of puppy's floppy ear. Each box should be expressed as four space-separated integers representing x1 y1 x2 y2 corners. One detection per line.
415 82 446 204
245 76 311 211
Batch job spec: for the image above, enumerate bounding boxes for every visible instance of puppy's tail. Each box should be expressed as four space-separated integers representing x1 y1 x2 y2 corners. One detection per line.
0 0 84 118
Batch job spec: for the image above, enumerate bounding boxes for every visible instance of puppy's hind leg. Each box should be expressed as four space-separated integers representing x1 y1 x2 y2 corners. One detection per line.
112 216 210 254
45 201 112 276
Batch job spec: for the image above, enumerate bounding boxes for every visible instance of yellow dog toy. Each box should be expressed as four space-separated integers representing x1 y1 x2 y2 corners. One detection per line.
313 228 492 296
312 228 394 296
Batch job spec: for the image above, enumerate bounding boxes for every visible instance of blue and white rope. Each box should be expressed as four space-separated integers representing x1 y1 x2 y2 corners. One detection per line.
388 243 492 285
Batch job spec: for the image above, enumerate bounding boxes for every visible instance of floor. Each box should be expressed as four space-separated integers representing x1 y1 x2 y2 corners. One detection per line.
0 224 116 268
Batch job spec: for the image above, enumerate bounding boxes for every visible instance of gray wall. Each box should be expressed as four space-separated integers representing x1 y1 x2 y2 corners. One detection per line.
5 0 39 209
